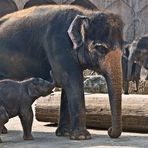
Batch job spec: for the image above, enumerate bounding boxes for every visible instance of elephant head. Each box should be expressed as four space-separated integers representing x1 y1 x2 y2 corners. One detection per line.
68 13 123 138
26 77 55 98
127 35 148 81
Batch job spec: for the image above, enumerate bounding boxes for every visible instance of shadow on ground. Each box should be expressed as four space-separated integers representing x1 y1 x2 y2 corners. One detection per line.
1 127 148 148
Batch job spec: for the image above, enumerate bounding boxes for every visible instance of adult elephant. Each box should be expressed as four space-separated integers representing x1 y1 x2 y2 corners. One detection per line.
0 5 123 140
127 35 148 81
24 0 56 8
0 0 18 17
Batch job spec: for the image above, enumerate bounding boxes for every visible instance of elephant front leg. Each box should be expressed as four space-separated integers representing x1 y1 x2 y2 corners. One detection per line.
56 89 70 136
19 108 34 140
65 80 91 140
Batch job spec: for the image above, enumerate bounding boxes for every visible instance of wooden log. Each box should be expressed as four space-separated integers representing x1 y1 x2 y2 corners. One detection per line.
35 92 148 133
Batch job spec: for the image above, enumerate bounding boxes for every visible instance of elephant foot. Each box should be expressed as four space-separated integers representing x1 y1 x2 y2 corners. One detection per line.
2 126 7 134
108 127 122 138
70 129 91 140
55 127 70 136
23 135 34 140
0 138 2 143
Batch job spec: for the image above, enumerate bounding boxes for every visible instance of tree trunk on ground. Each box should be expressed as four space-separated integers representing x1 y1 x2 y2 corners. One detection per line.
35 92 148 133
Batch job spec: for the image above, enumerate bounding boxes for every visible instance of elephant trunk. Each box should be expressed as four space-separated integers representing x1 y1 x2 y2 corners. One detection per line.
103 48 122 138
106 74 122 138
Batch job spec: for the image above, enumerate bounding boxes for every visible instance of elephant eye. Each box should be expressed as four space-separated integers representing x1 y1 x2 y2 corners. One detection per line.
94 43 109 55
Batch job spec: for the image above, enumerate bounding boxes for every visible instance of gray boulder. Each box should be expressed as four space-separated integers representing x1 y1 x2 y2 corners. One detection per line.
84 75 108 93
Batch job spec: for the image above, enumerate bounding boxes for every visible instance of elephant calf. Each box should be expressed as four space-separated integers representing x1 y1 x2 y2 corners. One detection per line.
0 77 55 143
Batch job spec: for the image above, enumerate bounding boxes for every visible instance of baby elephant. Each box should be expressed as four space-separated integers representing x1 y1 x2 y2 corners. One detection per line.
0 77 55 142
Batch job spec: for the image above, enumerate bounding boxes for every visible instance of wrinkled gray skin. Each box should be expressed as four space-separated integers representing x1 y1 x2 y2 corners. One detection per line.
0 77 54 143
0 5 123 140
0 0 18 17
122 44 141 94
128 35 148 81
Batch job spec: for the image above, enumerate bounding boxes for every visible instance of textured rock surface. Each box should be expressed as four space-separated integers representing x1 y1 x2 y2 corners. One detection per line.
84 75 108 93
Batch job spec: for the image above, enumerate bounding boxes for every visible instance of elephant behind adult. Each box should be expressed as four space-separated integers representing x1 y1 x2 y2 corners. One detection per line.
127 35 148 81
122 44 141 94
0 5 123 140
143 57 148 80
0 0 18 17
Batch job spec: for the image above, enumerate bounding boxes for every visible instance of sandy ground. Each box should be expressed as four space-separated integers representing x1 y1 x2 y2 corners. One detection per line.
1 103 148 148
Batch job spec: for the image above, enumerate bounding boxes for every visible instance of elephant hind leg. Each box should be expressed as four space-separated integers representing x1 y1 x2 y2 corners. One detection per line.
0 105 9 143
2 126 7 134
55 89 70 137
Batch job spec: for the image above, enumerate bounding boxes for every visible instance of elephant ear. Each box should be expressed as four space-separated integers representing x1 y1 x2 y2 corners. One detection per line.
68 15 89 49
27 78 39 98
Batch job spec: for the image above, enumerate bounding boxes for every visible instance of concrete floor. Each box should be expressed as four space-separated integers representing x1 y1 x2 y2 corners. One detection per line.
1 103 148 148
